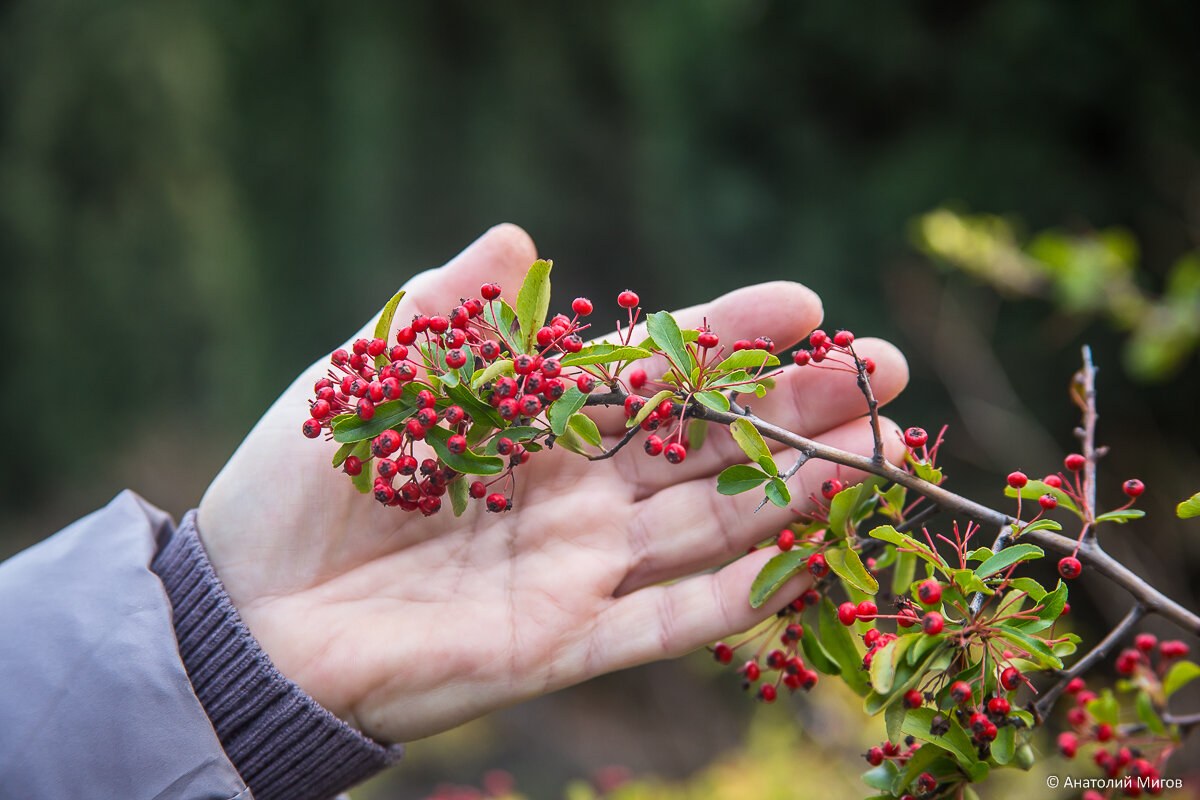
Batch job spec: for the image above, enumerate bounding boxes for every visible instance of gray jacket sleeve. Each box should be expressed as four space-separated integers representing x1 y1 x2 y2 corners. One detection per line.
0 491 401 800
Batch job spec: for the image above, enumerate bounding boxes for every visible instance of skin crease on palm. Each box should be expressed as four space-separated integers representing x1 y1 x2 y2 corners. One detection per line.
197 223 911 744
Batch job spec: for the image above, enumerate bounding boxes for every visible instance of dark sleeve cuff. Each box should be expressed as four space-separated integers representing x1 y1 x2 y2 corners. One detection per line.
152 510 402 800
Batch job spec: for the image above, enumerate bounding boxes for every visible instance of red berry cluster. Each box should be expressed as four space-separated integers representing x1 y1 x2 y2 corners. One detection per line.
711 588 822 702
791 328 876 375
1057 663 1181 797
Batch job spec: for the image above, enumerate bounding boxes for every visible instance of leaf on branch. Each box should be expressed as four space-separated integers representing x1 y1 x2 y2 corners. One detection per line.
689 419 708 451
627 389 675 427
713 348 780 372
694 390 730 412
332 397 418 443
1164 660 1200 698
818 598 870 696
749 546 814 608
901 707 983 770
974 543 1044 578
471 358 514 389
764 477 791 507
869 525 942 569
563 413 601 448
1136 691 1167 736
548 387 588 435
1177 491 1200 519
717 464 771 496
1095 509 1146 524
372 288 406 368
482 299 519 349
646 311 695 376
516 259 553 351
449 476 469 517
826 546 879 595
1016 518 1063 534
730 418 775 474
443 382 505 428
425 425 505 475
905 452 944 484
558 343 652 367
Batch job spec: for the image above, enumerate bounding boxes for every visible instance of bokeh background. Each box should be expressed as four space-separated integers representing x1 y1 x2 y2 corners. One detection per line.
3 1 1199 798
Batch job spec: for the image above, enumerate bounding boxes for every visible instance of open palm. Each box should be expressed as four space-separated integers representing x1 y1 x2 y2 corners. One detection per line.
197 224 909 743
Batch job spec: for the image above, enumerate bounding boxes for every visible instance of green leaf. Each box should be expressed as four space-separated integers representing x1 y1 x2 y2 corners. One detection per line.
765 477 791 507
331 441 357 468
515 259 552 350
1164 660 1200 697
975 543 1044 578
714 348 781 373
332 398 418 443
1095 509 1146 524
1137 691 1167 736
951 568 993 596
694 390 730 412
869 637 910 694
558 343 651 367
1006 576 1048 602
827 547 879 595
717 464 771 496
869 525 941 568
730 417 773 466
1086 689 1120 727
424 426 505 475
995 626 1062 670
1005 480 1081 516
350 458 373 494
1178 491 1200 519
689 419 708 451
471 358 514 389
749 547 813 608
1013 580 1067 633
892 551 916 597
342 440 372 493
443 382 505 428
860 761 899 792
628 389 675 427
1017 518 1063 533
646 311 695 375
548 387 588 435
991 725 1016 765
901 707 980 769
906 452 943 484
465 423 494 449
799 625 840 675
567 413 602 447
483 299 520 350
449 476 469 517
552 427 589 456
372 288 407 368
884 702 908 745
895 741 956 795
818 598 869 696
828 483 862 539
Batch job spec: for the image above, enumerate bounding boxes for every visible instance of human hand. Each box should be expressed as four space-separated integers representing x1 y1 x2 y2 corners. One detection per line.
197 224 909 743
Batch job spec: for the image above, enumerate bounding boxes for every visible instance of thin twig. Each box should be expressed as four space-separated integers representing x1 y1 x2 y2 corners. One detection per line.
584 424 641 461
969 527 1014 617
1077 345 1100 535
1033 603 1146 721
852 348 885 464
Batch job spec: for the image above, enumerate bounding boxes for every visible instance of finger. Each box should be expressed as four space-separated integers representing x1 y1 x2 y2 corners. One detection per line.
350 223 537 344
586 282 824 434
616 416 906 595
588 546 812 674
617 337 909 495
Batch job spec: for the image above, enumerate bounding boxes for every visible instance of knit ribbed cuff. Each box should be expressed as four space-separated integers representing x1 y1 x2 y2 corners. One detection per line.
152 511 402 800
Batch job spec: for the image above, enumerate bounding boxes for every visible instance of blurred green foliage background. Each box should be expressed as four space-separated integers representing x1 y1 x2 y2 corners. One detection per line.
3 1 1199 797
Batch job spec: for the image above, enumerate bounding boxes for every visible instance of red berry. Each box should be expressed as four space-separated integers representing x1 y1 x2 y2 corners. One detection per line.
1123 478 1145 498
987 697 1010 716
561 334 583 353
903 427 928 449
837 602 858 626
623 396 645 418
340 455 364 477
468 481 486 499
664 443 687 464
783 624 804 643
758 684 776 703
1007 471 1028 489
917 579 942 606
820 479 844 500
698 331 719 349
922 611 944 635
1000 666 1021 691
809 330 829 348
397 454 417 474
519 394 543 416
445 348 467 369
629 368 647 390
1057 732 1079 758
617 290 639 309
356 399 376 420
481 282 502 300
485 493 508 512
950 681 972 704
903 689 923 709
1058 556 1082 580
856 601 877 622
447 434 467 455
576 375 596 393
800 589 820 607
896 607 918 628
1160 640 1189 659
497 398 519 420
807 553 829 578
713 642 733 663
1039 493 1058 510
410 315 430 334
866 746 884 766
753 336 774 352
1096 722 1113 742
831 330 853 348
863 628 881 647
1116 648 1141 675
535 326 555 347
862 357 876 374
643 435 664 456
792 350 810 366
916 773 936 794
1043 474 1063 488
1135 633 1157 652
777 530 795 551
405 419 427 440
1065 453 1086 471
540 358 562 378
571 297 593 316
